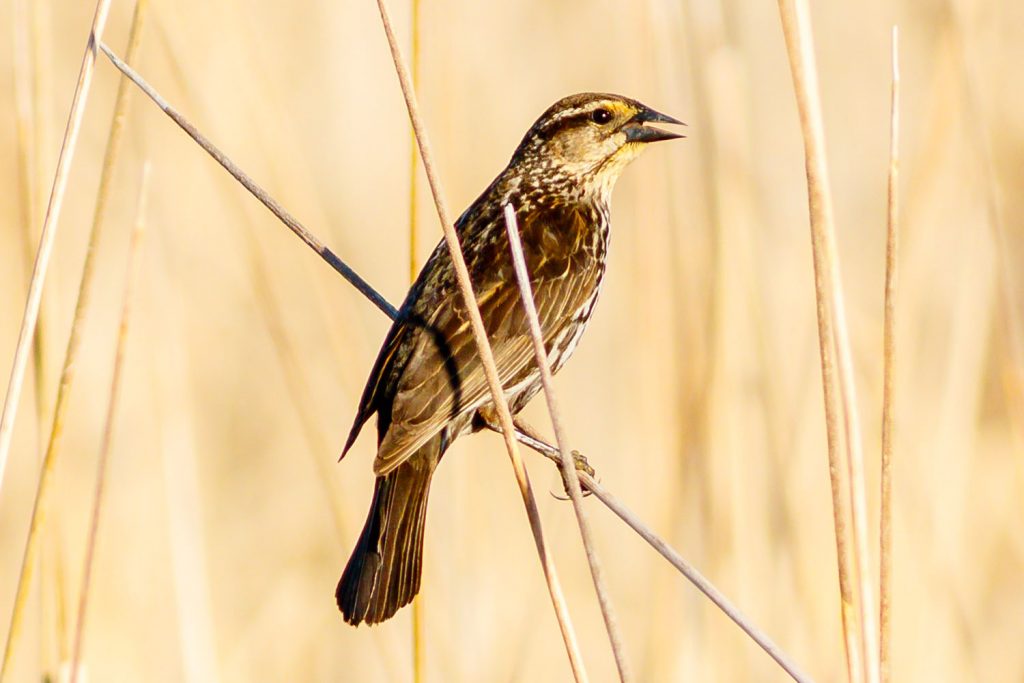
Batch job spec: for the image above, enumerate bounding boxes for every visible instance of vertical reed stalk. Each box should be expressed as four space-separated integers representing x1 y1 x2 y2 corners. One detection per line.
879 26 899 683
0 2 145 678
150 276 221 683
0 0 114 500
408 0 426 678
947 1 1024 442
408 0 422 283
502 205 633 682
11 0 51 441
11 3 59 673
775 0 879 680
373 0 588 678
69 162 150 683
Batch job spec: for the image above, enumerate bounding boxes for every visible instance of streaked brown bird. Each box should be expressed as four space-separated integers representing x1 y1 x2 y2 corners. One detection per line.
337 92 683 625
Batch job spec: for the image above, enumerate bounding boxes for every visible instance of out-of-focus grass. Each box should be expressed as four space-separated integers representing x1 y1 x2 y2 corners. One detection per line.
1 1 1022 681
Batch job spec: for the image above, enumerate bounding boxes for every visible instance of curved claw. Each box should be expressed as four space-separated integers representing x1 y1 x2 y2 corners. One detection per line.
550 489 571 502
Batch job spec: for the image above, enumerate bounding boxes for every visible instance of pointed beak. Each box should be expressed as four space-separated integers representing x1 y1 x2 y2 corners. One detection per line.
623 106 686 143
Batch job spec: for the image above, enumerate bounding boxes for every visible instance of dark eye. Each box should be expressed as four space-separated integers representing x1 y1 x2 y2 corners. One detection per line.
591 108 613 125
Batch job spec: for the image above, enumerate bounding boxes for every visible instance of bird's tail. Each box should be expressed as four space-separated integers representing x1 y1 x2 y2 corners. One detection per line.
336 438 440 625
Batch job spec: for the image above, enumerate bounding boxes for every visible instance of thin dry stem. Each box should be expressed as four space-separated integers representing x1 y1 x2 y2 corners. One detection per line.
408 1 426 678
238 202 407 683
408 0 423 284
245 232 351 539
373 0 587 678
506 420 813 683
11 0 52 446
69 161 150 683
879 26 899 683
776 1 878 681
0 3 130 678
148 267 221 683
96 42 398 321
26 10 71 670
0 0 113 503
11 5 60 673
502 204 632 682
52 542 69 669
946 1 1024 443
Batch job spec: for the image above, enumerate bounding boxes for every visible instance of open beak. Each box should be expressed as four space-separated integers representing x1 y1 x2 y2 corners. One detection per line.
623 106 686 143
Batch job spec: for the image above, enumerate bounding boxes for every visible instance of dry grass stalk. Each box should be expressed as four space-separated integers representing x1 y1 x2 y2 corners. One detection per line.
97 42 399 321
879 26 900 683
408 4 426 679
11 0 53 444
775 1 878 681
0 2 140 678
0 0 115 500
502 204 633 682
947 2 1024 441
148 263 221 683
69 161 151 683
408 0 423 284
244 232 351 540
506 420 813 683
236 207 405 683
96 38 379 550
372 0 587 678
11 3 62 671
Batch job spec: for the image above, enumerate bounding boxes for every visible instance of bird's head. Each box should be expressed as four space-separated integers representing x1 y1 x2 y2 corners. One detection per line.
510 92 685 201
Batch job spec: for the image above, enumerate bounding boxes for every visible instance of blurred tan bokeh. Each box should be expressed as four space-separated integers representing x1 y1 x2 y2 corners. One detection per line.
1 0 1022 681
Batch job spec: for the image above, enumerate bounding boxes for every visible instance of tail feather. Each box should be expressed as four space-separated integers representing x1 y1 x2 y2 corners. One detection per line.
336 442 438 625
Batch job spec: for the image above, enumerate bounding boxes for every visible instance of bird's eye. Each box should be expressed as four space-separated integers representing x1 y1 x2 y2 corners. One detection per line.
591 108 613 125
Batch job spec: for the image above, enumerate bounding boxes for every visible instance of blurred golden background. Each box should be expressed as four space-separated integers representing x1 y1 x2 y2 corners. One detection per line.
1 0 1022 681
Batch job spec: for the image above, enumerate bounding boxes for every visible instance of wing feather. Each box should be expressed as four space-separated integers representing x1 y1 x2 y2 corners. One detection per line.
354 203 601 476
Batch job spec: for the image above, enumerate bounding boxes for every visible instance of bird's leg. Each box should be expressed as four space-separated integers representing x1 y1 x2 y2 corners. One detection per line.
475 411 596 495
512 418 596 479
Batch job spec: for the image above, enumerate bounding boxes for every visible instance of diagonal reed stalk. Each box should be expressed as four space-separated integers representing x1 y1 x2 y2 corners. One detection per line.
502 204 633 682
506 420 814 683
69 161 151 683
371 0 587 678
0 0 114 501
776 1 878 681
96 43 397 320
0 2 147 679
96 38 812 683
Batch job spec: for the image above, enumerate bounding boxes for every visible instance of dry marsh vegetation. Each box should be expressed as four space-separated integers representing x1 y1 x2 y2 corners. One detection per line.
1 0 1022 681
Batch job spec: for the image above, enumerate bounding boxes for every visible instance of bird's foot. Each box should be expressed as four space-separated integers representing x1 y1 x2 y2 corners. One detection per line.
570 450 595 478
553 450 595 499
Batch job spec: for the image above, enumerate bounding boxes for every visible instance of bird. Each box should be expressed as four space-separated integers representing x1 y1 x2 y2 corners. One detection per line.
336 92 683 626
